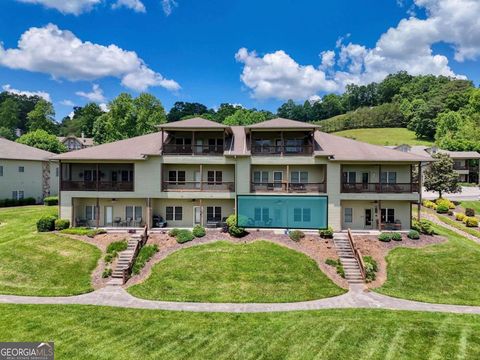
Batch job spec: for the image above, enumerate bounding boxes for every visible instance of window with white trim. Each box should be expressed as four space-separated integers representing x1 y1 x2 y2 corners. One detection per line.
344 208 353 223
381 172 397 184
85 205 98 221
207 206 222 222
291 171 308 183
381 208 395 224
168 170 186 184
18 166 24 173
343 172 356 184
207 171 222 185
253 171 268 184
126 206 142 220
166 206 183 221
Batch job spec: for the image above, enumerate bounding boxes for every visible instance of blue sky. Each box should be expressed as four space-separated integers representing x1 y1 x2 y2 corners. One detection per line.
0 0 479 120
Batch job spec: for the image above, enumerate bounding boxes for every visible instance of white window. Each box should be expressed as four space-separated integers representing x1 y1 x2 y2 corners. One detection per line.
207 206 222 222
343 172 356 184
85 205 98 221
18 166 24 173
18 191 24 200
344 208 353 223
207 171 222 185
0 166 3 176
168 170 186 184
291 171 308 183
253 171 269 184
293 208 311 222
381 172 397 184
126 206 142 221
12 191 17 200
166 206 182 221
381 208 395 224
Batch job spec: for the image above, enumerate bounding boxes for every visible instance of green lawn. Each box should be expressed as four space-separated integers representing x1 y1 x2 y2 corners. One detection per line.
436 214 480 239
0 305 479 359
333 128 434 146
128 240 345 302
461 201 480 215
377 224 480 305
0 206 101 296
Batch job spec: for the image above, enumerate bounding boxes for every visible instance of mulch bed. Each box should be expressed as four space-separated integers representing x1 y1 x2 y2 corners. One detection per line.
354 233 446 289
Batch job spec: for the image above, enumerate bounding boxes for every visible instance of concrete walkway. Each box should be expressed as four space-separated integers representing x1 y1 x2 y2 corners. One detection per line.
1 285 480 314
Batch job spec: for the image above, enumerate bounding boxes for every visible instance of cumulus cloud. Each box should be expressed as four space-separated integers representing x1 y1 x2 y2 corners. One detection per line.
236 0 477 100
76 84 106 102
17 0 102 15
2 84 51 102
162 0 177 15
0 24 180 92
112 0 145 13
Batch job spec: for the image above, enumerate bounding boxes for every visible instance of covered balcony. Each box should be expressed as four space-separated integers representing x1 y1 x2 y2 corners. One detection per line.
60 163 134 192
161 164 235 192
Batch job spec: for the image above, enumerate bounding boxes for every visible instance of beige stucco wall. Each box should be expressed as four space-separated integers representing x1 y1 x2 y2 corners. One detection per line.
341 164 412 183
162 164 235 182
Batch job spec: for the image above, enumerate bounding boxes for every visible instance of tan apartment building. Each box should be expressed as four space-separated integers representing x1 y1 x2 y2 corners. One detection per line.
0 137 59 202
53 118 431 231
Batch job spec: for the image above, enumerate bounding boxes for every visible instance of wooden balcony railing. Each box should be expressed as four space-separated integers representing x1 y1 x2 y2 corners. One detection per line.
251 145 313 156
341 182 419 193
251 182 326 193
162 181 235 192
61 181 134 192
162 144 225 155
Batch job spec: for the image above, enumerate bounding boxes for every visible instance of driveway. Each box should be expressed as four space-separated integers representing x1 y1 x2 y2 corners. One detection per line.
423 186 480 200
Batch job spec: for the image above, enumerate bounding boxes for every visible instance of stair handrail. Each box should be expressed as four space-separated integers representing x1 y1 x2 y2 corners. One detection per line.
347 228 366 280
121 225 149 284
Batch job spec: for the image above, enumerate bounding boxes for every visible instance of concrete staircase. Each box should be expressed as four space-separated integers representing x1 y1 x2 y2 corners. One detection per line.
108 234 142 285
333 234 364 285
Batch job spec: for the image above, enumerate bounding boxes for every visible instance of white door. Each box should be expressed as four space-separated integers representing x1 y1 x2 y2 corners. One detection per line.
105 206 113 226
193 206 201 225
194 171 201 189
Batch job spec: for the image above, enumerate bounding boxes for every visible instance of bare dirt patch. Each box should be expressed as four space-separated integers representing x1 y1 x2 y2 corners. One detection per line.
126 229 348 289
354 233 446 288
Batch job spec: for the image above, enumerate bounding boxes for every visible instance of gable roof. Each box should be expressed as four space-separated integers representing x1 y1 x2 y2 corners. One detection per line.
52 132 164 161
58 136 94 147
247 118 319 129
0 137 55 161
157 117 229 130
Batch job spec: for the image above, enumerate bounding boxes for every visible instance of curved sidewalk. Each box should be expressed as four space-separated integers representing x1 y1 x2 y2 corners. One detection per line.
1 285 480 314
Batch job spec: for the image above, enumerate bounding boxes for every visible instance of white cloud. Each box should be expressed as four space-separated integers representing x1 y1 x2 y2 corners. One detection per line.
2 84 51 102
60 99 75 106
0 24 180 92
112 0 145 13
76 84 106 102
236 0 478 100
162 0 177 16
17 0 101 15
99 103 109 112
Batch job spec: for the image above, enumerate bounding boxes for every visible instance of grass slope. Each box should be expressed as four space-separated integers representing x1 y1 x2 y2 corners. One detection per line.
0 206 100 296
1 305 480 359
461 201 480 215
128 240 345 302
333 128 434 146
377 224 480 305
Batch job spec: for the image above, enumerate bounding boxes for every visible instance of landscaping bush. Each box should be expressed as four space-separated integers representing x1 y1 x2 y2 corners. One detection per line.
363 256 378 282
175 229 194 244
464 217 479 228
325 258 340 267
422 200 436 209
436 204 449 214
289 230 305 242
132 245 159 274
104 253 114 263
54 219 70 230
412 219 436 235
378 233 392 242
43 196 58 206
391 232 402 241
0 197 36 208
106 240 128 254
36 215 56 232
102 268 112 278
225 214 246 238
407 230 420 240
319 226 334 239
168 228 179 237
455 213 466 221
192 225 206 238
60 227 106 238
436 198 455 209
465 208 476 217
336 263 345 278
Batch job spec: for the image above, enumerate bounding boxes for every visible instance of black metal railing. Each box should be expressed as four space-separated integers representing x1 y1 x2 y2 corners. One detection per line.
61 181 134 191
162 181 234 191
162 144 225 155
251 145 313 156
341 182 419 193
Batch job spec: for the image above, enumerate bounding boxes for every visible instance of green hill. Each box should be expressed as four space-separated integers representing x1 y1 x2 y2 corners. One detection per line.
333 128 434 146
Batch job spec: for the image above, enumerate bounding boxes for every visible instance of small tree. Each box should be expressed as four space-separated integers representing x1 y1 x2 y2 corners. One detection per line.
423 153 461 199
17 129 67 153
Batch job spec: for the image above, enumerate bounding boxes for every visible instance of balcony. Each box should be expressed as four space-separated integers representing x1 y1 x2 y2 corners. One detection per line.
162 181 235 192
61 180 134 192
162 144 225 156
453 164 468 170
251 182 326 193
341 183 419 193
251 144 313 156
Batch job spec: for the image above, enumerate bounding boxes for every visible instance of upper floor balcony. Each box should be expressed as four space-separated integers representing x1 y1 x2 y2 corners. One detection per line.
161 164 235 192
60 163 134 192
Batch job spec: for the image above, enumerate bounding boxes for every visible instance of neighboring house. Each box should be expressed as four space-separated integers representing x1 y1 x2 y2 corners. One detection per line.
389 145 480 185
53 118 431 231
0 137 59 202
58 134 94 152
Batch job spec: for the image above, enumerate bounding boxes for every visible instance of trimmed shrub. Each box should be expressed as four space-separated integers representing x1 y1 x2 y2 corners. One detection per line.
465 208 476 217
106 240 128 254
132 245 159 274
436 198 456 209
54 219 70 230
325 258 340 267
176 229 194 244
102 268 112 278
378 233 392 242
289 230 305 242
412 219 435 235
363 256 378 282
0 197 36 208
60 227 106 237
36 215 56 232
407 230 420 240
336 264 345 278
192 225 206 238
104 253 114 263
319 226 334 239
455 213 466 221
168 228 179 237
422 200 436 209
43 196 58 206
225 214 246 238
436 204 449 214
391 232 402 241
464 217 479 227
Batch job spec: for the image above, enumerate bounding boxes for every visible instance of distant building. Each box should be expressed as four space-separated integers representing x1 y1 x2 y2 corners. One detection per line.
58 134 94 152
388 145 480 185
0 137 58 202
